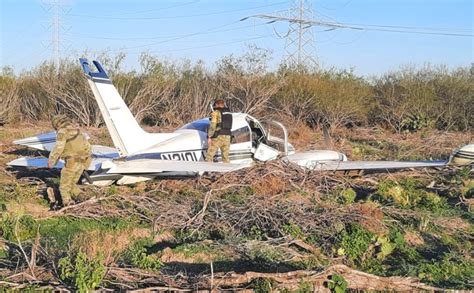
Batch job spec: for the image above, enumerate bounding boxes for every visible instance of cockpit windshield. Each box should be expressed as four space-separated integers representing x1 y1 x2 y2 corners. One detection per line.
179 118 210 133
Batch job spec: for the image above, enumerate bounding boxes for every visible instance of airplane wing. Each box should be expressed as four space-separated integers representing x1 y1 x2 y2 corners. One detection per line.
7 157 112 171
106 159 252 174
302 160 448 171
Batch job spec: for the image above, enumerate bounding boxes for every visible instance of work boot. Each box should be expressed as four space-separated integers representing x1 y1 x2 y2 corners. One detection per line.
46 187 56 204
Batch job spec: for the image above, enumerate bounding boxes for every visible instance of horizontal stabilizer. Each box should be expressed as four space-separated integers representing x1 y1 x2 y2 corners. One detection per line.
303 160 448 171
12 131 119 159
106 159 252 174
13 131 57 152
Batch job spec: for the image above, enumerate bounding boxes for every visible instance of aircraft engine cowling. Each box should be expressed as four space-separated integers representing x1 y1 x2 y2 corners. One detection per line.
449 144 474 166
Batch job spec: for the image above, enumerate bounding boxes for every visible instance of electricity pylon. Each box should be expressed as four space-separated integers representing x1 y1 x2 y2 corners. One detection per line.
242 0 317 67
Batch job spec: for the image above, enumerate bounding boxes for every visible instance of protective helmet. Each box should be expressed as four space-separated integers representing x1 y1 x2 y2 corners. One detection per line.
51 115 72 130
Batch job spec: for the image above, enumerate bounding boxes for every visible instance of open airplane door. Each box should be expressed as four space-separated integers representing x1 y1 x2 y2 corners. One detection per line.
254 120 289 161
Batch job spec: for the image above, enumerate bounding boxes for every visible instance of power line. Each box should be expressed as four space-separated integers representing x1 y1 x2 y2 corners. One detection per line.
244 14 473 37
137 35 272 55
242 0 317 67
68 1 289 20
65 22 269 41
98 0 200 16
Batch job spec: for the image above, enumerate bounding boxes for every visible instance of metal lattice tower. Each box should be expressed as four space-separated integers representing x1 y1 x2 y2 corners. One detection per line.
43 0 67 74
241 0 317 68
284 0 317 67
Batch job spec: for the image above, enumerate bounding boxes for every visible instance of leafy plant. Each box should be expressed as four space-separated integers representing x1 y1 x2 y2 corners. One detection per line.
0 214 38 242
340 188 357 204
417 252 474 289
282 221 306 239
59 251 106 292
327 273 348 293
376 178 448 212
122 238 163 271
337 223 374 265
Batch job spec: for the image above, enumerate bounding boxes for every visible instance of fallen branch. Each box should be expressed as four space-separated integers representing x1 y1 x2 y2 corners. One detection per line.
209 264 439 291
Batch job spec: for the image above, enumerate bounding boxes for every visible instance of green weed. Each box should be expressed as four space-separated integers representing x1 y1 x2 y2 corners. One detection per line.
375 178 449 212
417 252 474 289
243 244 284 268
337 223 374 264
59 250 106 292
327 273 348 293
39 217 136 249
0 214 38 242
340 188 357 205
121 238 163 271
252 278 273 293
282 221 306 239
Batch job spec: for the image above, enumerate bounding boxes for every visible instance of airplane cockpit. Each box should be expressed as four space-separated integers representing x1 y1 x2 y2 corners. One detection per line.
179 113 294 161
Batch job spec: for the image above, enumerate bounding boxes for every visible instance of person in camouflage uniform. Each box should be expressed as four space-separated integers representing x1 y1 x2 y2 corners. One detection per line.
47 115 91 206
206 99 232 163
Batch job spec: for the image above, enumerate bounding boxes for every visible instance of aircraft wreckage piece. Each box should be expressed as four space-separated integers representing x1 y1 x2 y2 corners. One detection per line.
7 58 474 186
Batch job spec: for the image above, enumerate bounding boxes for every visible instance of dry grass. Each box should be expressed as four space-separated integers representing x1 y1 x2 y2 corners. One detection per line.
71 228 151 265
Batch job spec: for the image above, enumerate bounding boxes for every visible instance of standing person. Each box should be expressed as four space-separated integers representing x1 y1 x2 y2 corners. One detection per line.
47 115 91 207
206 99 232 163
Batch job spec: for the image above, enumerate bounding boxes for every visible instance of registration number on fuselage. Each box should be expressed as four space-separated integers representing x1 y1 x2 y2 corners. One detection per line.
160 151 203 161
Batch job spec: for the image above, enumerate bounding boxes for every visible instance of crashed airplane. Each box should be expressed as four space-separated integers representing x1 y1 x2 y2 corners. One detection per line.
7 58 474 186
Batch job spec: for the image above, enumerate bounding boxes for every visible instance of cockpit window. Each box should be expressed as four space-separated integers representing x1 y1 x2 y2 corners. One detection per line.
180 119 210 133
231 126 251 144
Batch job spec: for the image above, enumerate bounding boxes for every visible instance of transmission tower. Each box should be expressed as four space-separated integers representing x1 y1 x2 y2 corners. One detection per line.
242 0 317 67
285 0 317 67
43 0 68 74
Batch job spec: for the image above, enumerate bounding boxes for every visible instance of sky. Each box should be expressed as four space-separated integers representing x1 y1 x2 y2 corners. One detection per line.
0 0 472 76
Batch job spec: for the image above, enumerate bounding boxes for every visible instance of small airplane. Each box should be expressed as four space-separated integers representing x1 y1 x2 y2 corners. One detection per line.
7 58 474 186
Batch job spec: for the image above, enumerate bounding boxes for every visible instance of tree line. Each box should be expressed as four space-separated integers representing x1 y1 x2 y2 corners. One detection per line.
1 49 472 133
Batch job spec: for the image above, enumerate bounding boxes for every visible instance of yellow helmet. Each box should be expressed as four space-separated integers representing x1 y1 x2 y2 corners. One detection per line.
51 115 72 130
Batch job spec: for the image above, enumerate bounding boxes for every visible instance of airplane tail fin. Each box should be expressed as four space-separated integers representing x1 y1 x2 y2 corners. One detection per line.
79 58 176 157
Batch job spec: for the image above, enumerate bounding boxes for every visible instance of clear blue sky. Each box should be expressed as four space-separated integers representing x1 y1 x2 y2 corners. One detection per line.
1 0 472 76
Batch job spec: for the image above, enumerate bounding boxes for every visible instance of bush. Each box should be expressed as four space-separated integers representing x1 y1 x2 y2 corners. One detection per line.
327 273 348 293
59 251 106 292
121 238 163 271
417 252 474 289
336 223 374 265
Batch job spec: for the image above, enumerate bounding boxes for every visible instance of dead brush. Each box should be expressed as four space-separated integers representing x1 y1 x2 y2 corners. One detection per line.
252 174 288 196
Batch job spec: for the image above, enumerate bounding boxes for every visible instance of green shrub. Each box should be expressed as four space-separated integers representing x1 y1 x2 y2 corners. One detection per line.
417 252 474 289
340 188 357 204
122 238 163 271
376 178 449 212
59 251 106 292
327 273 348 293
0 214 38 242
337 223 374 265
39 217 134 249
282 222 306 239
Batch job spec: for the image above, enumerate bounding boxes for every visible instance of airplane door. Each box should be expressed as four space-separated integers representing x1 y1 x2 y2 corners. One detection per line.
253 120 289 161
254 143 279 161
